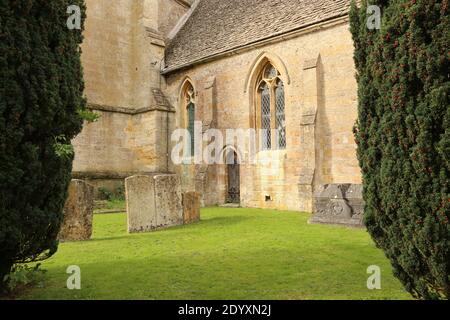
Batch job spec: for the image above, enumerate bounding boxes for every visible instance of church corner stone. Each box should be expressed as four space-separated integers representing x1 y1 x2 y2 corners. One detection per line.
182 191 201 224
58 179 94 242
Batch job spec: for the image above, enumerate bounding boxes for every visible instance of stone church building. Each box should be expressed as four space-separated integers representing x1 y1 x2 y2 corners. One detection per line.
73 0 361 215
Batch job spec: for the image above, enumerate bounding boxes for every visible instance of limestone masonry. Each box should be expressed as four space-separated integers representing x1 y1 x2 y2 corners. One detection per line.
72 0 363 223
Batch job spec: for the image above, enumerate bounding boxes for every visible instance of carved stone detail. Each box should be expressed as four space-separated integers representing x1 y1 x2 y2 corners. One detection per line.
310 184 365 227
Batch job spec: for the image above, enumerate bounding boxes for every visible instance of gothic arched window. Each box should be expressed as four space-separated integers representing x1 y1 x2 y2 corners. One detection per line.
260 82 271 150
183 83 195 157
275 79 286 148
257 63 286 150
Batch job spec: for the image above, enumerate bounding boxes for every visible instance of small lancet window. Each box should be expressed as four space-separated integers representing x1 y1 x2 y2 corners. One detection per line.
184 83 196 157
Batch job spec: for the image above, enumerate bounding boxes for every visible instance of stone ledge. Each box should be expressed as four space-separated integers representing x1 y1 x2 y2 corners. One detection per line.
145 27 165 47
72 171 170 180
300 113 317 126
299 168 315 185
174 0 194 8
303 57 319 70
87 89 175 115
88 103 175 115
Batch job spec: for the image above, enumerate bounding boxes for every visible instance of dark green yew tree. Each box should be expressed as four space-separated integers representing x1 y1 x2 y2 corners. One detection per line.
350 0 449 299
0 0 86 292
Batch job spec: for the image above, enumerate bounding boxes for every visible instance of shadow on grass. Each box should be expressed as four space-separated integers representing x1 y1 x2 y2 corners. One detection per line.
92 215 252 242
25 246 410 300
24 208 411 300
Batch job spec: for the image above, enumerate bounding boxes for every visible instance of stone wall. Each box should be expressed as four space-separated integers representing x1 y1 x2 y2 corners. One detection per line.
158 0 192 38
81 0 188 110
72 0 189 192
73 109 174 176
164 19 361 212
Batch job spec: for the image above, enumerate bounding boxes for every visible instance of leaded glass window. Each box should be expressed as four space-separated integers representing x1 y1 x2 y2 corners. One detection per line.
257 63 287 150
264 65 278 79
187 102 195 156
275 79 286 149
184 82 195 157
260 83 271 150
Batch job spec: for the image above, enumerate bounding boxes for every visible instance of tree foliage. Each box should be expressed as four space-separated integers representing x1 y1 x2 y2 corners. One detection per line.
350 0 449 299
0 0 86 292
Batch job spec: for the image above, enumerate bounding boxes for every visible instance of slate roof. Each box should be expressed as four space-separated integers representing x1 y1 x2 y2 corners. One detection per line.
164 0 352 73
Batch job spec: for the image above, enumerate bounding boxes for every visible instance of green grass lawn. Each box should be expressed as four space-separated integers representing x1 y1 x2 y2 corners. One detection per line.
23 207 411 300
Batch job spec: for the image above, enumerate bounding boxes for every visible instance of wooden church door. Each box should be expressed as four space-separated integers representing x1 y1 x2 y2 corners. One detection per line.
226 151 240 204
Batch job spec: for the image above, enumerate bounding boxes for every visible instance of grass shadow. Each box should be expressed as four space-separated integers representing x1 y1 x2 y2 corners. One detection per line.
91 214 252 242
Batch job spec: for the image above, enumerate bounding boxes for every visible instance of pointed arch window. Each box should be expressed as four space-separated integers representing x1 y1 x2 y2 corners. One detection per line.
187 102 195 157
183 83 196 157
260 83 271 150
257 63 286 150
275 79 286 148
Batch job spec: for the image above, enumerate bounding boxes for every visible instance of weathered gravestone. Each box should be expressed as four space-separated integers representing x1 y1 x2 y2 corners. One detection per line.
58 179 94 242
310 184 364 227
182 191 201 224
154 174 184 228
125 174 183 233
125 175 156 233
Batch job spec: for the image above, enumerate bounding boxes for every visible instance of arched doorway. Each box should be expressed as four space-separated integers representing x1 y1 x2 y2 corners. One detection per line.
226 150 240 204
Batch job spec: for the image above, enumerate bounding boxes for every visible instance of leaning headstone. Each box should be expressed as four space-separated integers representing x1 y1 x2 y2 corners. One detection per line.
58 180 94 241
125 174 183 233
310 184 365 227
182 191 201 224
